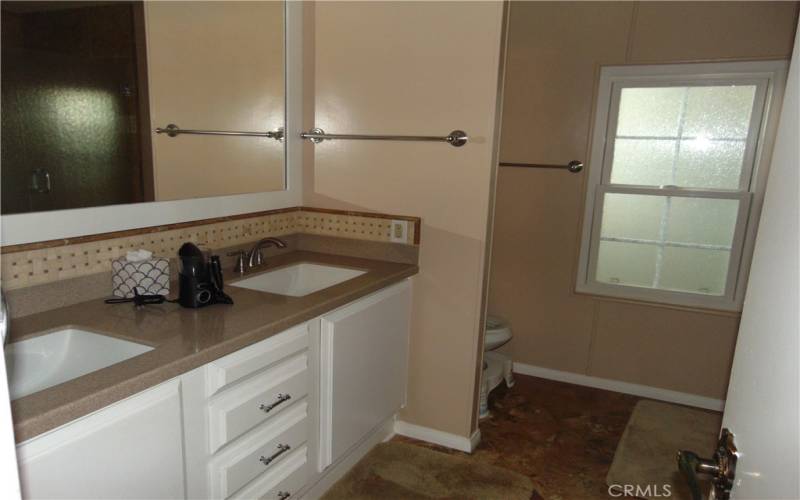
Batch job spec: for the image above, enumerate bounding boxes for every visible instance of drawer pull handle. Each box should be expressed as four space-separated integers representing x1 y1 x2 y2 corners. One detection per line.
259 444 291 466
277 492 291 500
259 393 291 413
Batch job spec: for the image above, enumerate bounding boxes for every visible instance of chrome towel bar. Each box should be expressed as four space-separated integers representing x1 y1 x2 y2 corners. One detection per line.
300 128 468 147
499 160 584 173
155 124 284 141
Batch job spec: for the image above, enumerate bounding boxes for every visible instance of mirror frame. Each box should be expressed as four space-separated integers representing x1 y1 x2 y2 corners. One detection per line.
0 2 303 247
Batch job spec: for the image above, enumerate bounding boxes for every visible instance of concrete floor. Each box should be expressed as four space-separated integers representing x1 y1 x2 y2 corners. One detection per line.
394 374 640 499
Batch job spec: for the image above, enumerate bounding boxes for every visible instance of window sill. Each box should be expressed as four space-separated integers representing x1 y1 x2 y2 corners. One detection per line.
572 285 743 317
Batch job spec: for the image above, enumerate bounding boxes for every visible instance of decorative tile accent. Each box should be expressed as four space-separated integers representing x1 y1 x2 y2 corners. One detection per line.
0 208 419 291
297 213 396 242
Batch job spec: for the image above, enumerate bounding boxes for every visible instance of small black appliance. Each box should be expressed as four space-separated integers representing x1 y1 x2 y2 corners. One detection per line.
178 243 233 308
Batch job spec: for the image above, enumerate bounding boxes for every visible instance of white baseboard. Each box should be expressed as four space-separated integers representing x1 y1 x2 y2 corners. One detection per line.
513 362 725 412
469 428 482 451
394 420 481 453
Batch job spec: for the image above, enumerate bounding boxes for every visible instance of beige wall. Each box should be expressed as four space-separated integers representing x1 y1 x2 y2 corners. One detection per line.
305 1 505 437
491 1 798 400
147 1 285 201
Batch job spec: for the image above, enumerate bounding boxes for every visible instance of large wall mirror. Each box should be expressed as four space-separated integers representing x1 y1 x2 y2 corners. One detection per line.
1 0 286 216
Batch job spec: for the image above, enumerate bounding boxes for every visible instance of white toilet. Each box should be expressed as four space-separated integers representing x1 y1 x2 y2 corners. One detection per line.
479 315 514 418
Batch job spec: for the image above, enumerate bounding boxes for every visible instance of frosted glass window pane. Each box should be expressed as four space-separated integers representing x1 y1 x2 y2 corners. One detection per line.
659 247 730 295
666 197 739 247
610 139 674 186
596 241 657 287
675 139 746 189
610 84 756 190
617 87 684 137
683 86 756 139
594 193 738 293
600 193 665 241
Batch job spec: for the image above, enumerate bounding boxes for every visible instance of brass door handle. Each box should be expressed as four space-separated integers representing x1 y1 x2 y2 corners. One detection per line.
677 428 737 500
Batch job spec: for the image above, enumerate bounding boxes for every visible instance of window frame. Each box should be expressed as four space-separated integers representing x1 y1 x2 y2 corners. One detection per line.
577 61 788 311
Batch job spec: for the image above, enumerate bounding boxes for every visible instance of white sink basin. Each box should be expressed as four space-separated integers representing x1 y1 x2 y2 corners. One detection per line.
231 262 366 297
5 328 153 400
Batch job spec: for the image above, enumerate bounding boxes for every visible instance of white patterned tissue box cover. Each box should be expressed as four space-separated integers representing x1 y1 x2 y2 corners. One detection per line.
111 257 170 298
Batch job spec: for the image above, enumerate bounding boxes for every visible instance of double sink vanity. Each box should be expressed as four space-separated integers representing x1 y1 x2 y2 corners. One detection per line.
0 2 426 498
6 250 417 499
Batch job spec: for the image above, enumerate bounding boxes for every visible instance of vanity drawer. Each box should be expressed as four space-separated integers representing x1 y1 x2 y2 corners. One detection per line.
209 401 308 499
229 445 308 500
206 322 310 397
208 353 309 453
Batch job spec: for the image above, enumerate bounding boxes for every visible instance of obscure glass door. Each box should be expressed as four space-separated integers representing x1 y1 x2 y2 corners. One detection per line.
1 1 152 214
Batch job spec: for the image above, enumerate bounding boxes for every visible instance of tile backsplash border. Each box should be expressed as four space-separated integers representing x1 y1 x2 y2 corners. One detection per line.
0 207 420 291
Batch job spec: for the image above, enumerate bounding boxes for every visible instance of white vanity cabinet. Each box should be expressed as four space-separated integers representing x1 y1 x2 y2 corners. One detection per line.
16 379 186 499
318 281 411 470
183 321 317 500
15 278 412 500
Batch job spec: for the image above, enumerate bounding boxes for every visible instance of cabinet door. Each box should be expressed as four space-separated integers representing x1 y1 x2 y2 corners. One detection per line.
319 280 411 470
17 379 185 499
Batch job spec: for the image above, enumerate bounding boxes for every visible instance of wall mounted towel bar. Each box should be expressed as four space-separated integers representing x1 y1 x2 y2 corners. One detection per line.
155 124 284 141
499 160 583 173
300 128 468 147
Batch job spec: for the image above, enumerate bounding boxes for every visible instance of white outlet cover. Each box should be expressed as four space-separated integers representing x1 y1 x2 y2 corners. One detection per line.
390 220 409 243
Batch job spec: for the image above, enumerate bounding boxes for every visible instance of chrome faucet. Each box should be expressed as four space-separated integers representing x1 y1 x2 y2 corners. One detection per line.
227 237 287 274
247 238 286 268
248 237 286 268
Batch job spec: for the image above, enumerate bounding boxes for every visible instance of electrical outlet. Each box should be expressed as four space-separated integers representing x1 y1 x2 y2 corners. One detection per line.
390 220 408 243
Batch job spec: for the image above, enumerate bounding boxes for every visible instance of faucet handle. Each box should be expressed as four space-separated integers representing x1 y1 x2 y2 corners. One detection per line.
249 248 264 268
226 251 247 274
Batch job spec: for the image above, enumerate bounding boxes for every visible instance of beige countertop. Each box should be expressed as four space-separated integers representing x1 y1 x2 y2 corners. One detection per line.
9 251 418 443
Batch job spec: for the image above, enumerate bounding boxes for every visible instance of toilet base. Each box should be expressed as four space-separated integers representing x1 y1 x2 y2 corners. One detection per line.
479 351 514 418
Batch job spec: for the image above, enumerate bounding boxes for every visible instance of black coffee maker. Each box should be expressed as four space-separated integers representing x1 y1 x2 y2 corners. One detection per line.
178 243 233 308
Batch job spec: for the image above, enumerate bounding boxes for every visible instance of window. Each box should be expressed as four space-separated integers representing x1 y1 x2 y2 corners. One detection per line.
577 62 787 310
